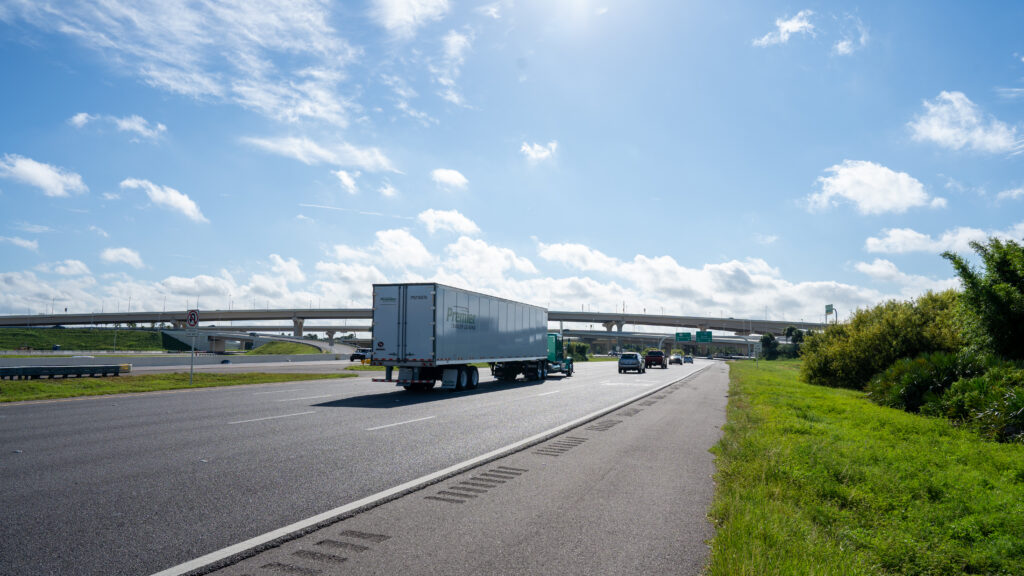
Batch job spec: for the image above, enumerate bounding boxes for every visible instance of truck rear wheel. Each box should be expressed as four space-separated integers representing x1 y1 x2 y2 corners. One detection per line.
467 366 479 389
455 368 468 390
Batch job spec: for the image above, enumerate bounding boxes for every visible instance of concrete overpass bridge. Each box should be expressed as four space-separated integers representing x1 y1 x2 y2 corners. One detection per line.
0 308 823 339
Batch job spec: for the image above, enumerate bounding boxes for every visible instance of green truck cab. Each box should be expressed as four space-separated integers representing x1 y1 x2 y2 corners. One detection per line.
546 333 574 377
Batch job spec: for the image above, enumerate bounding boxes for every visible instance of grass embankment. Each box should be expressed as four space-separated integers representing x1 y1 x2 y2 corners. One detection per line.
0 328 169 351
247 341 322 355
709 359 1024 576
0 372 355 403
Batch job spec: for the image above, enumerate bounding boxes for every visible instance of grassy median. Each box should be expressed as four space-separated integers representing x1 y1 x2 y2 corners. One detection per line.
0 372 355 403
708 359 1024 576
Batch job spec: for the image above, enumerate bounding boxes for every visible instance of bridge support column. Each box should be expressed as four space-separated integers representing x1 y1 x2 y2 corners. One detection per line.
292 318 304 338
326 330 336 347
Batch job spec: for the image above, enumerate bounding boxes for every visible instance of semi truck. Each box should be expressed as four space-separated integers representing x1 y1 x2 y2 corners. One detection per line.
370 283 556 391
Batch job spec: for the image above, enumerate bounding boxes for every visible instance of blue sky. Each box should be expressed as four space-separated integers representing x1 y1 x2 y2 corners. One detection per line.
1 0 1022 324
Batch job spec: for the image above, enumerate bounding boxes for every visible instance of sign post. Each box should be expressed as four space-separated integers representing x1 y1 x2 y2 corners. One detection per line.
186 309 199 386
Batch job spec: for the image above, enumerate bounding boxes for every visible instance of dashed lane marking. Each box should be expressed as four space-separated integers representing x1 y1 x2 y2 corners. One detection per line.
229 411 317 425
365 416 435 431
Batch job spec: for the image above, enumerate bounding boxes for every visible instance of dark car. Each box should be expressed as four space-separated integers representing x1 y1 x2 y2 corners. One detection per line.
683 355 694 364
349 348 372 361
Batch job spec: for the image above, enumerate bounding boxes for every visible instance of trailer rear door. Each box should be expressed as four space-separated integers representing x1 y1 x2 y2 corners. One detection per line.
403 284 435 361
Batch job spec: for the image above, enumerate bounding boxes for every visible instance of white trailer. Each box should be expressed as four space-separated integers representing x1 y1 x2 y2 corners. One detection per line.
370 283 549 391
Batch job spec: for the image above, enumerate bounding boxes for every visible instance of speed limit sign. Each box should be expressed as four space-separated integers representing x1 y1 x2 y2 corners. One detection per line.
186 309 199 334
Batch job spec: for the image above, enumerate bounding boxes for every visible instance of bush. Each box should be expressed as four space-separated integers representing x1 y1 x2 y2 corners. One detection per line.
866 351 987 412
801 290 962 390
943 238 1024 361
937 366 1024 442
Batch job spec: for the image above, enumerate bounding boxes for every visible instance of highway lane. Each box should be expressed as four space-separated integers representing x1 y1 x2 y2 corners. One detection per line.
0 360 707 575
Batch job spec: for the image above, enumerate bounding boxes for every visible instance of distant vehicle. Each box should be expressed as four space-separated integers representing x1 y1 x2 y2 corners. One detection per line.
608 351 619 357
644 349 668 369
349 348 372 362
683 355 694 364
618 352 645 374
220 359 231 364
669 354 683 365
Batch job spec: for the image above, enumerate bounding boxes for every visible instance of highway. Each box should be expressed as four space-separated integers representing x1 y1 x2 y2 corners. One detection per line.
0 360 720 575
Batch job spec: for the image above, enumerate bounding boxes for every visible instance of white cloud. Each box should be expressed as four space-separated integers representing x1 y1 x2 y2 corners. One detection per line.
120 178 208 223
334 170 359 194
809 160 942 215
521 140 558 163
374 229 434 267
69 112 96 128
538 242 620 272
908 91 1022 154
379 182 398 197
269 254 305 283
6 1 359 127
431 30 473 106
243 136 397 172
865 222 1024 254
997 187 1024 201
89 225 109 238
0 154 87 197
997 88 1024 100
418 209 481 235
0 236 38 251
112 114 167 139
443 236 537 284
754 234 779 245
855 259 959 296
17 222 52 233
833 18 868 56
371 0 450 38
101 247 144 269
431 168 468 190
38 260 91 276
70 113 166 139
753 10 814 47
475 2 509 19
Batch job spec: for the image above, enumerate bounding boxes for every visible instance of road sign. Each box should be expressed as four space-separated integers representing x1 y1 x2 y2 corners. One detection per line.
186 309 199 386
696 330 712 343
186 309 199 328
753 341 763 355
675 332 691 342
825 304 834 315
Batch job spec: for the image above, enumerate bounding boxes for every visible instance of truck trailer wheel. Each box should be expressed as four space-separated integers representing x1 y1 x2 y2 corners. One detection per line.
455 368 469 390
467 366 479 389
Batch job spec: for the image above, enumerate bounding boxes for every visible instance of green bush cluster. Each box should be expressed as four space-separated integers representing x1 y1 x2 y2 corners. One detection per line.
866 351 988 412
566 341 590 361
801 290 961 390
801 237 1024 443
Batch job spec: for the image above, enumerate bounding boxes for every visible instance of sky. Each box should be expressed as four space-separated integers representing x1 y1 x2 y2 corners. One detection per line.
1 0 1022 326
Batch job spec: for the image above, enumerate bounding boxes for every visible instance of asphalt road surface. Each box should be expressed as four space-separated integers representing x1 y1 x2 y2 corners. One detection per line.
0 360 723 575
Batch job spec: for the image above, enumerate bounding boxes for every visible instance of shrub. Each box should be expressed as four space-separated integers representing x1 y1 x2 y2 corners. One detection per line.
866 351 987 412
801 290 962 390
938 366 1024 442
943 237 1024 361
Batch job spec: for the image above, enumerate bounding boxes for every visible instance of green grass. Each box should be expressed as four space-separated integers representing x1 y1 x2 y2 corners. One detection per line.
246 341 322 355
0 372 355 402
708 359 1024 576
0 328 169 351
346 364 384 371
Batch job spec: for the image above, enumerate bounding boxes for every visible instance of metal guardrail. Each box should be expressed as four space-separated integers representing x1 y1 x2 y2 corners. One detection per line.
0 364 132 380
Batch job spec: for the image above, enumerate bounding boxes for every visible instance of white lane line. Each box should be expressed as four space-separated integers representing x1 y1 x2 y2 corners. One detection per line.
229 411 316 425
252 389 305 395
365 415 435 431
150 364 711 576
536 390 560 397
274 394 333 402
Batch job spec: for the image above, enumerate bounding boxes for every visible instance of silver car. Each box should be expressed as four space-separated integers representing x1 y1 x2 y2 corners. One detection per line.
617 352 645 374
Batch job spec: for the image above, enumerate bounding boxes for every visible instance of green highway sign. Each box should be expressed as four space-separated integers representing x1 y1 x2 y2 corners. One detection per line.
825 304 834 315
675 332 691 342
696 330 713 343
